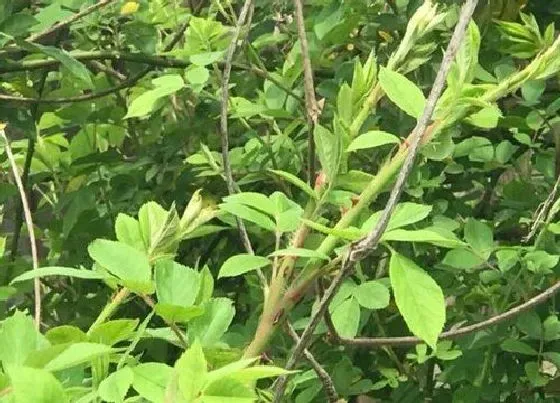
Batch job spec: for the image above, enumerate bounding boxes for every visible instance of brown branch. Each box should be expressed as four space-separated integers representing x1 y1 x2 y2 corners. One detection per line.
27 0 118 43
292 0 318 185
87 60 127 81
272 0 479 399
0 125 41 330
285 322 339 403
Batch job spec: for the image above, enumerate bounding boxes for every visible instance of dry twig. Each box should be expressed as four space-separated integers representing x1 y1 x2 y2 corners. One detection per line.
27 0 118 43
285 322 339 403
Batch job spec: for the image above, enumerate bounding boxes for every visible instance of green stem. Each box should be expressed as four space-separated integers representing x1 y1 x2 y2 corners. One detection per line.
87 288 130 335
243 35 560 359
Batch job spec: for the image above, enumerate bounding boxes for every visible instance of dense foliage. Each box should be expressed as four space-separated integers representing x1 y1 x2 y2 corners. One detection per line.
2 0 560 402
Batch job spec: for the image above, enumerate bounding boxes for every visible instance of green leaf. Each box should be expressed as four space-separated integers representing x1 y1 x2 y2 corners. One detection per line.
155 260 200 307
88 239 152 293
268 169 317 199
115 213 145 252
190 51 225 65
9 366 67 403
390 251 445 348
0 311 47 366
464 219 493 258
501 339 538 355
203 377 256 402
496 249 519 272
353 281 390 310
188 298 235 346
525 361 549 387
362 203 432 232
378 67 426 118
442 248 484 271
154 304 204 323
314 124 343 182
88 319 139 346
98 367 133 403
176 340 207 401
300 218 362 241
11 266 107 284
186 65 210 85
205 358 257 385
347 130 400 152
218 255 270 278
45 326 87 345
195 266 214 305
382 228 466 248
124 75 185 119
466 105 502 129
219 203 276 231
20 42 93 88
269 248 330 261
222 192 275 215
44 342 113 372
132 363 173 403
330 297 360 338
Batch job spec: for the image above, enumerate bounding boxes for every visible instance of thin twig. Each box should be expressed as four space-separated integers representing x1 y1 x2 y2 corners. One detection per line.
272 0 478 399
27 0 118 43
219 0 268 288
292 0 318 185
0 126 41 330
87 60 127 81
285 322 339 403
524 174 560 242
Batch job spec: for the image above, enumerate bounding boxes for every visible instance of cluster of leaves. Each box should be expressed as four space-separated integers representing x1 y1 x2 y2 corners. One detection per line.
2 0 560 402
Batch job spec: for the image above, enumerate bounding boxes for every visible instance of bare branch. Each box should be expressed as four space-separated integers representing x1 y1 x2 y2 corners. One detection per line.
27 0 118 43
273 0 479 399
0 126 41 330
285 322 339 403
292 0 319 184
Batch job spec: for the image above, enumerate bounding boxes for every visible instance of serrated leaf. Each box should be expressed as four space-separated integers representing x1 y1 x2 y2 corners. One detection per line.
88 239 152 292
378 67 426 118
390 251 445 348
